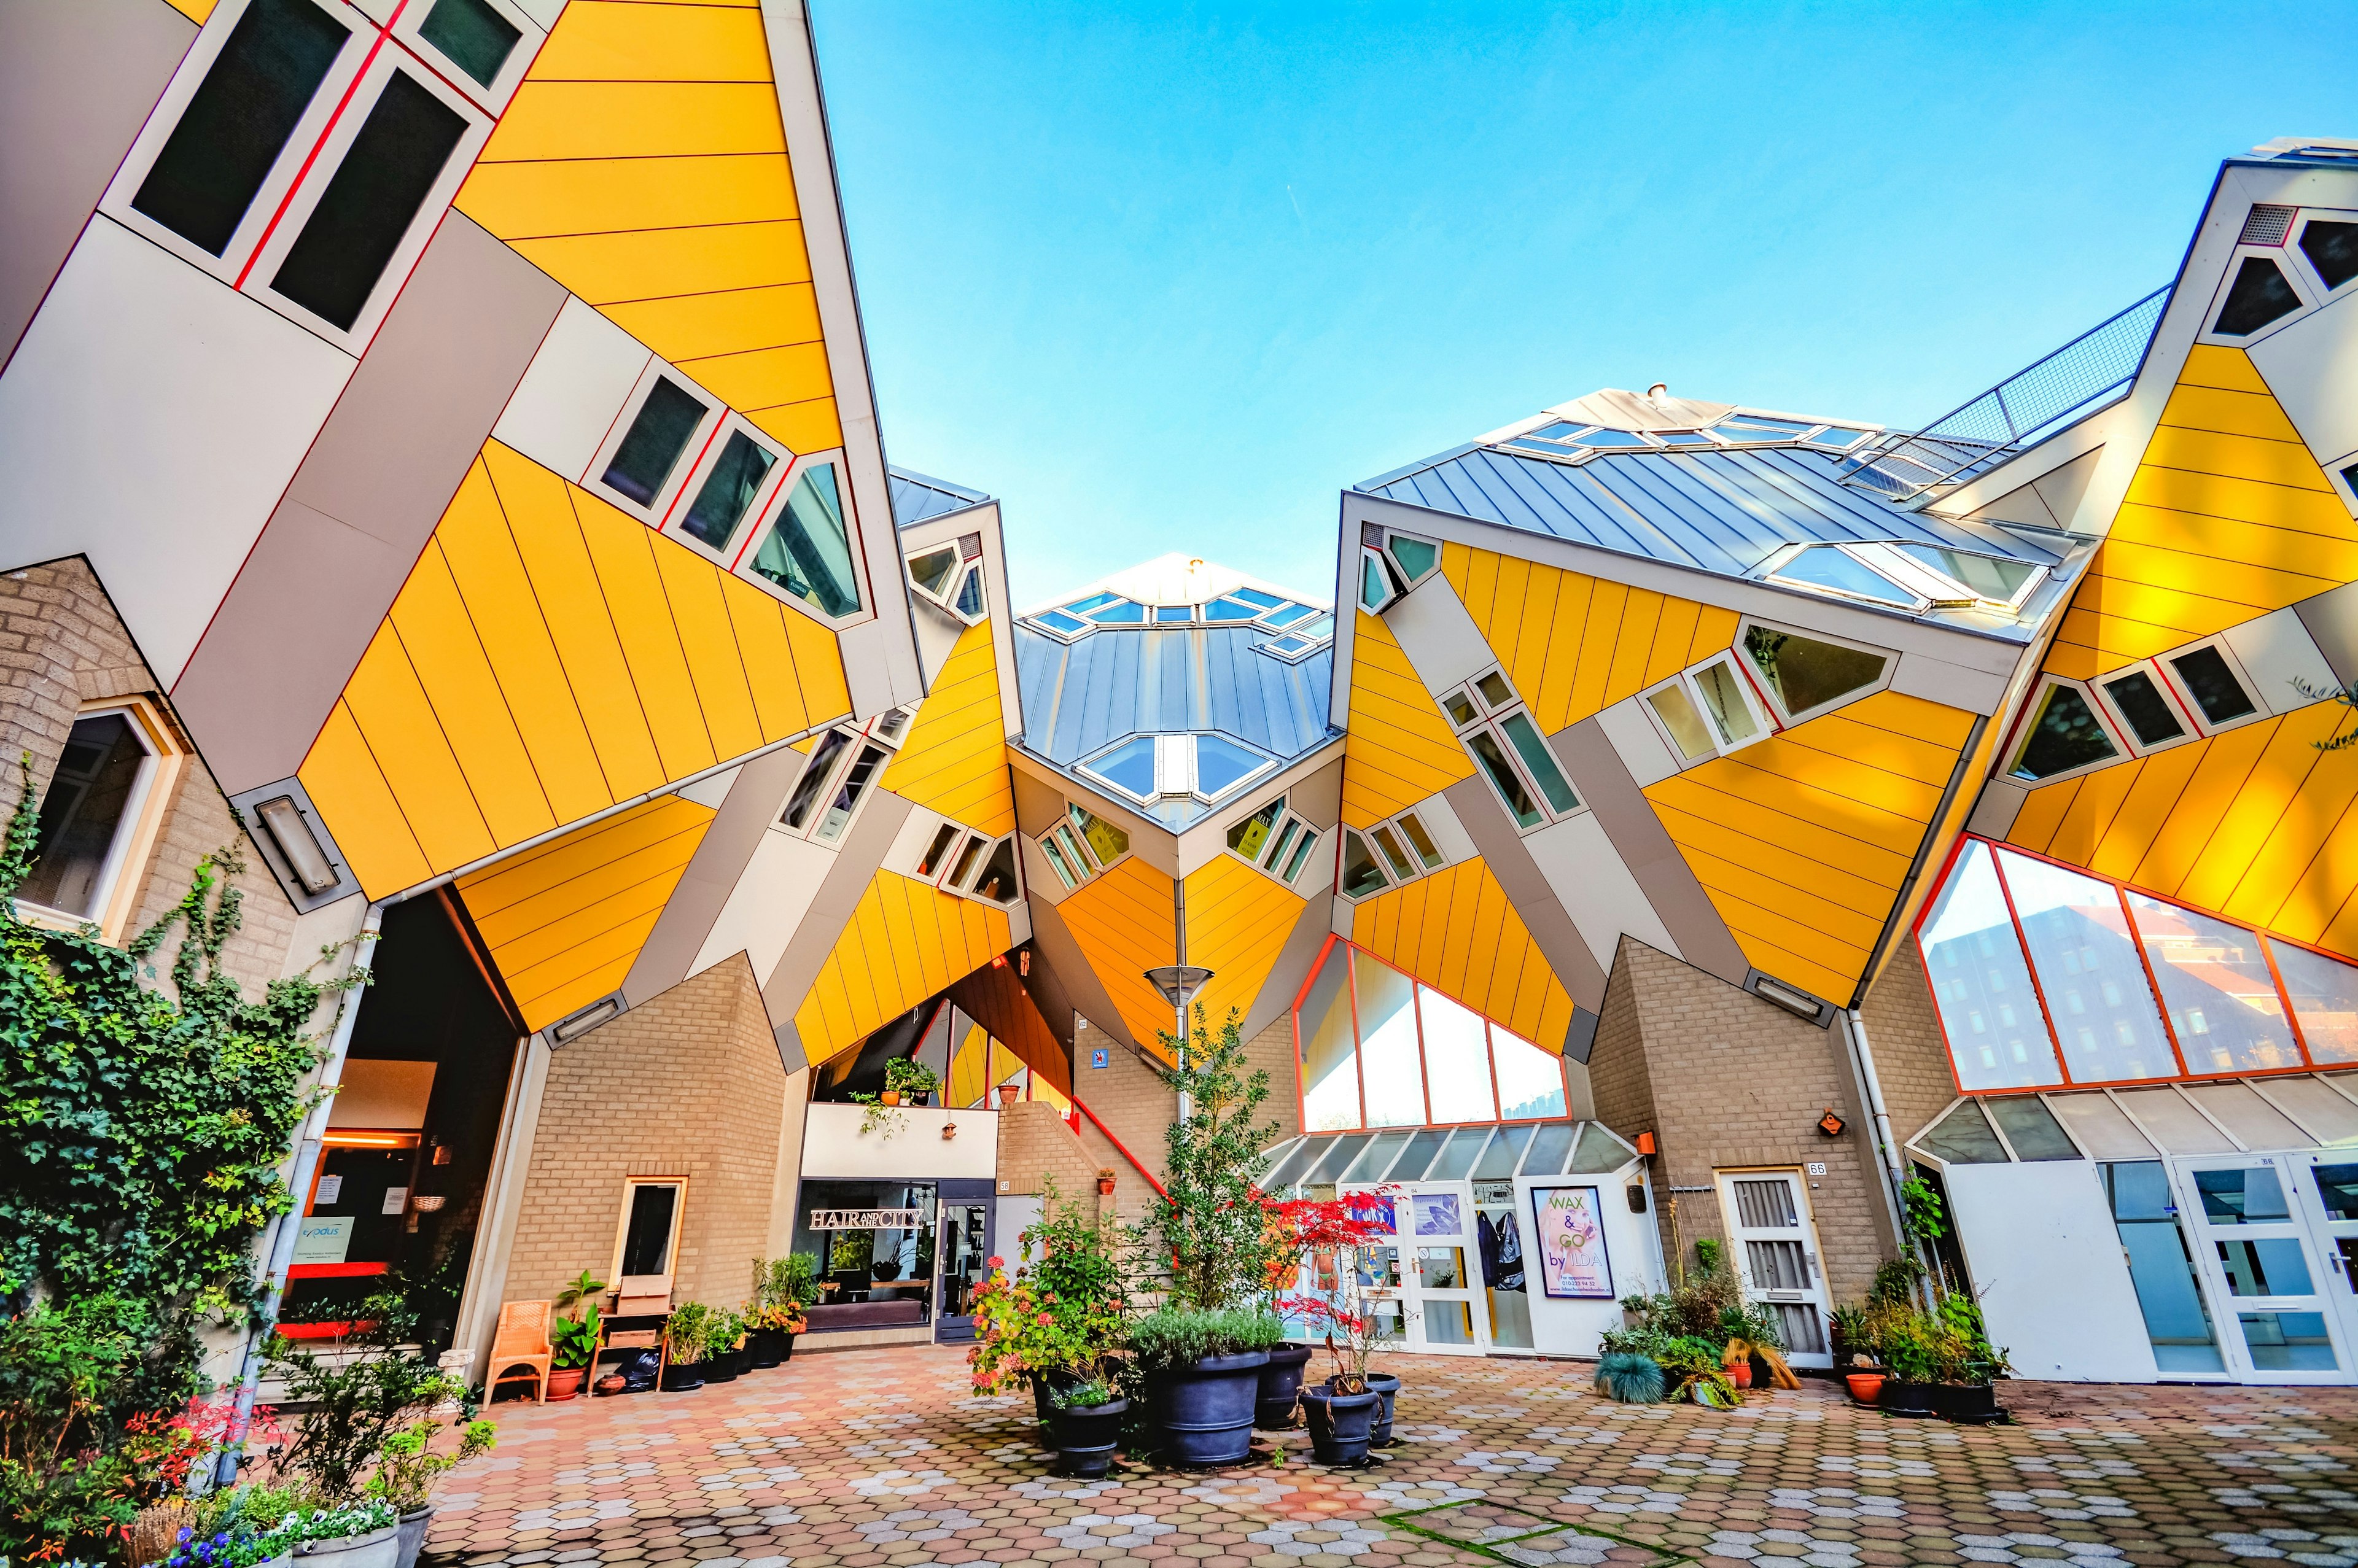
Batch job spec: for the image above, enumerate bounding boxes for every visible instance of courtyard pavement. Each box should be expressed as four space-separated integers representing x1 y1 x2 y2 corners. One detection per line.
427 1345 2358 1568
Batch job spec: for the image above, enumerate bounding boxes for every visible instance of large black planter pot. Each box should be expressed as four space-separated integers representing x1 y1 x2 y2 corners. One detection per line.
1154 1350 1269 1467
1301 1387 1379 1465
1050 1397 1129 1478
1932 1383 2003 1424
1364 1373 1400 1445
1256 1345 1313 1430
747 1328 788 1368
1881 1380 1938 1418
704 1347 744 1383
1031 1368 1088 1449
660 1359 706 1392
781 1332 798 1362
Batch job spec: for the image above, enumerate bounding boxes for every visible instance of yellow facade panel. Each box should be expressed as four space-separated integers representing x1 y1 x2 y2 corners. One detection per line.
675 344 835 435
505 916 659 1028
476 82 787 162
2032 757 2146 871
2095 540 2340 615
2120 465 2358 541
461 795 709 922
2111 503 2358 581
511 220 813 307
1348 858 1573 1054
298 702 432 896
747 399 846 457
1644 770 1915 888
602 284 823 365
2156 383 2303 442
386 548 560 848
454 154 800 241
2172 719 2321 914
2085 745 2207 883
526 0 773 81
1340 611 1473 825
1647 595 1701 687
1692 869 1874 984
481 444 669 799
1646 798 1898 922
2142 425 2333 493
720 588 811 743
1181 854 1309 1032
649 545 765 761
2177 343 2274 394
790 872 1013 1066
1058 857 1179 1053
881 621 1016 836
777 593 853 724
2118 723 2276 893
339 624 498 874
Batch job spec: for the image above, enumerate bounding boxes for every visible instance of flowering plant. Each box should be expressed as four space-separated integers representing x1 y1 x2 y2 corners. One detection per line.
967 1180 1127 1394
1270 1190 1403 1392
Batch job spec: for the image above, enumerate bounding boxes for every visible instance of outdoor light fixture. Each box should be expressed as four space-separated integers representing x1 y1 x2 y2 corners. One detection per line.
1817 1108 1847 1138
254 795 341 895
1750 972 1828 1022
411 1195 446 1213
1635 1131 1658 1156
551 996 621 1044
1143 964 1215 1008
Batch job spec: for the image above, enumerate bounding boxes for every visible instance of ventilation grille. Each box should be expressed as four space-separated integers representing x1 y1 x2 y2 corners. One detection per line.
2241 204 2297 246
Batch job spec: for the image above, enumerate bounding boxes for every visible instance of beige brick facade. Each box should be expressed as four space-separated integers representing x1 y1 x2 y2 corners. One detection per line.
1859 941 1963 1152
504 953 788 1311
0 554 296 995
1586 937 1897 1305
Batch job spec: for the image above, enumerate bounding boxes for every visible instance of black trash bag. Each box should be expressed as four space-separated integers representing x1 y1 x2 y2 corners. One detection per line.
616 1348 661 1392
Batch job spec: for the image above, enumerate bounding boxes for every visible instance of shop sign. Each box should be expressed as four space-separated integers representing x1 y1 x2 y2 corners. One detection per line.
1343 1192 1395 1233
809 1208 923 1230
292 1214 354 1266
1530 1185 1614 1299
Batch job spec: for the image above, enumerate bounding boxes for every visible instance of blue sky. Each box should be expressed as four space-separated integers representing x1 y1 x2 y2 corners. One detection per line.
813 3 2358 611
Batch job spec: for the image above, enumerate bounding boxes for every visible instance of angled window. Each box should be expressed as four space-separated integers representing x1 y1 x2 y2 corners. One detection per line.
1065 591 1121 615
1038 831 1083 891
1194 735 1273 800
18 707 172 930
967 837 1021 905
1079 737 1158 804
2007 679 2121 782
1202 596 1259 622
1767 545 1920 610
676 429 779 557
2096 665 2190 750
1392 810 1444 871
1359 548 1401 612
1384 531 1440 586
1468 730 1543 828
780 728 854 833
2268 939 2358 1065
1068 803 1128 867
749 461 863 619
1890 544 2045 609
2163 641 2260 731
812 742 888 844
914 822 961 879
1339 828 1390 899
130 0 351 257
602 377 710 510
907 545 960 600
1366 822 1418 882
2300 219 2358 292
1646 678 1717 763
2213 255 2304 336
1740 623 1889 722
1262 603 1315 628
951 564 987 623
1443 672 1581 829
2126 893 2300 1074
943 832 990 890
1032 608 1088 637
414 0 521 90
1915 839 2063 1091
1154 604 1194 623
1228 795 1285 862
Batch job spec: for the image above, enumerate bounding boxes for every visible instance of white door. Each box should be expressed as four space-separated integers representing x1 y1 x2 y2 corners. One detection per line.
1717 1170 1832 1368
2297 1157 2358 1353
2174 1156 2351 1384
1397 1185 1488 1356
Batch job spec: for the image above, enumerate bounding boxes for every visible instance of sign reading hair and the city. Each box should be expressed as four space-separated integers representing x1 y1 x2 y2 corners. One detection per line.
808 1208 924 1230
1530 1186 1614 1298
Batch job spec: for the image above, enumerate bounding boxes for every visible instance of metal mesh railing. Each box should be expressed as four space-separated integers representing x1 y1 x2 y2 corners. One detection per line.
1837 285 2170 504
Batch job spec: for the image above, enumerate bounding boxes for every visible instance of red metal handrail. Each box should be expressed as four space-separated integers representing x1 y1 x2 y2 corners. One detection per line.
1069 1093 1170 1201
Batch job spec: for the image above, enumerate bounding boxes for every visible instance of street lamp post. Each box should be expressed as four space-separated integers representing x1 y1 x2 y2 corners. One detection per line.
1143 964 1215 1119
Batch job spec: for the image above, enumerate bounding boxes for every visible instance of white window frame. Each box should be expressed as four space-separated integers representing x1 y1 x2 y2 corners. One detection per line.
778 716 896 846
2001 675 2130 786
1636 653 1776 768
1062 801 1132 877
1222 791 1324 888
12 699 183 943
1188 733 1277 804
1077 733 1275 807
1335 825 1393 901
609 1176 688 1283
2089 658 2203 758
2153 633 2270 739
2290 208 2358 298
2198 241 2323 349
367 0 545 114
908 818 967 883
1848 541 2048 613
1358 546 1402 613
1076 736 1160 805
730 448 873 629
583 358 726 522
907 534 988 626
1377 527 1442 589
941 831 1022 907
660 410 796 570
1361 817 1427 885
1439 669 1585 833
1734 616 1897 726
1037 818 1097 891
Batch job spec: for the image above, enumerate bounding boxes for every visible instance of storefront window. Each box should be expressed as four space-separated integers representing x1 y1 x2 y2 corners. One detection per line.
791 1180 936 1330
1292 937 1570 1132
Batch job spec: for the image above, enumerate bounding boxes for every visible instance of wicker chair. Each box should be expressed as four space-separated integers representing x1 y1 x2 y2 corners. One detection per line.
489 1300 554 1403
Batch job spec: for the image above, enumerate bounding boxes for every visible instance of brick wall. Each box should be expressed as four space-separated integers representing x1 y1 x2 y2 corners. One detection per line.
1860 941 1962 1149
504 954 787 1310
0 556 295 994
1594 938 1893 1305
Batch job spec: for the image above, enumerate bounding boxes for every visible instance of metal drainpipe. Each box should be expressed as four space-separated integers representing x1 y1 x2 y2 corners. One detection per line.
213 901 384 1489
1844 1005 1910 1236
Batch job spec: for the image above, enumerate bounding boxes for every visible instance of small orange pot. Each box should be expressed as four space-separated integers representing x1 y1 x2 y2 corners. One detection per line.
1726 1359 1753 1390
547 1365 587 1401
998 1084 1020 1108
881 1090 901 1106
1846 1372 1885 1405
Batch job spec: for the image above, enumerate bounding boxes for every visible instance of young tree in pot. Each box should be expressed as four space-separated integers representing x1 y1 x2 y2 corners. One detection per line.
265 1297 470 1512
660 1302 712 1391
366 1416 496 1568
1119 1006 1292 1465
1263 1195 1388 1434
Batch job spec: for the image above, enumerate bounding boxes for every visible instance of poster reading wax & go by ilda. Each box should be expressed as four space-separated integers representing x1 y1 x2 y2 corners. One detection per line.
1530 1185 1613 1298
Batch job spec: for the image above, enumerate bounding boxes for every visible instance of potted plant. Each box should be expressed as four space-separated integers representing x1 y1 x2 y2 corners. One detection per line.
366 1416 497 1568
997 1083 1020 1108
749 1255 819 1366
702 1308 747 1383
547 1270 605 1400
887 1057 940 1108
1118 1007 1297 1466
286 1500 402 1568
1844 1354 1886 1405
265 1297 471 1527
660 1302 712 1391
968 1180 1128 1455
1047 1378 1128 1478
1263 1194 1388 1432
1291 1304 1382 1465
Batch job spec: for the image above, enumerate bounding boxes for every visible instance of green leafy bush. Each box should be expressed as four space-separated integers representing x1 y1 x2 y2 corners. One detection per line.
1125 1007 1289 1313
550 1305 601 1370
365 1416 496 1513
663 1302 712 1365
1127 1306 1285 1369
264 1301 467 1503
1049 1378 1119 1410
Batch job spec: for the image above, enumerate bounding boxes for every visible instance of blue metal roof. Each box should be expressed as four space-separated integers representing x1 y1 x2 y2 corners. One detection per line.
889 465 990 529
1013 622 1339 831
1359 444 2060 581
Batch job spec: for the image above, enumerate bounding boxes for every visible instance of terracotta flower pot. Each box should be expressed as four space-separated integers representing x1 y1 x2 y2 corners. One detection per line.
1846 1372 1886 1405
1726 1359 1753 1391
881 1090 901 1106
998 1085 1019 1108
547 1365 587 1400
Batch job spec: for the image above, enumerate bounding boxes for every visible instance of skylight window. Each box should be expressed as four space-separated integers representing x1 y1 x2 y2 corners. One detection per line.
1804 426 1869 450
1893 544 2043 607
1654 430 1714 445
1065 591 1120 615
1570 428 1654 448
1768 545 1918 608
1196 735 1271 798
1204 597 1260 622
1087 600 1145 624
1081 737 1158 801
1230 588 1282 609
1035 610 1086 635
1714 416 1813 439
1154 604 1194 623
1263 603 1313 627
1078 734 1275 807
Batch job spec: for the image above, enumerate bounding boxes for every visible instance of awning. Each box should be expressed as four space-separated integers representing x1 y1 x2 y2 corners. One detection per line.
1256 1120 1638 1193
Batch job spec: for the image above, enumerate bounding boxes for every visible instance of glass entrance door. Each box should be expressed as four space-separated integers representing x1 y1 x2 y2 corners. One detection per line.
1716 1170 1832 1368
2302 1160 2358 1353
1399 1186 1487 1356
2176 1157 2349 1383
934 1200 990 1343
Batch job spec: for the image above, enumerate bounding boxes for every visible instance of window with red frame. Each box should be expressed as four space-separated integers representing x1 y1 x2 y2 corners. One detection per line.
1915 835 2358 1093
